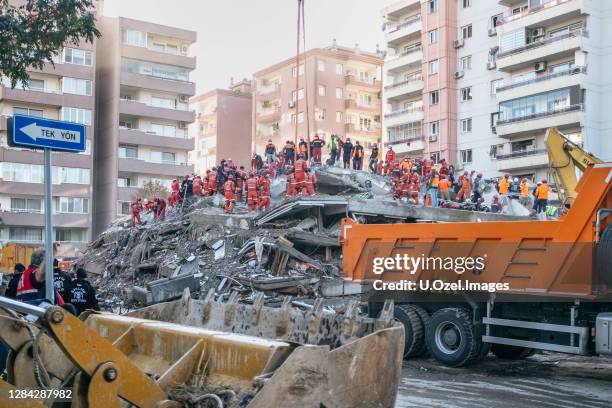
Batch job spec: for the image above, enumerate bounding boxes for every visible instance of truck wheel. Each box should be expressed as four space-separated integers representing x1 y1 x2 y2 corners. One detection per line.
410 305 430 357
597 224 612 285
425 308 481 367
394 305 425 358
491 344 534 360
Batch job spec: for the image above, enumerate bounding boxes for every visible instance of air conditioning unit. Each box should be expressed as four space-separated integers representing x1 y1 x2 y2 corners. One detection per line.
454 70 465 79
429 135 438 142
487 61 497 70
535 61 547 72
488 27 497 37
180 45 189 55
178 122 188 129
179 95 188 103
288 101 296 109
453 38 465 49
532 27 546 38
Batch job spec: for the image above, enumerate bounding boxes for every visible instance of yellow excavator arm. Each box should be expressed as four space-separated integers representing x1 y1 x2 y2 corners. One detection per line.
545 128 603 204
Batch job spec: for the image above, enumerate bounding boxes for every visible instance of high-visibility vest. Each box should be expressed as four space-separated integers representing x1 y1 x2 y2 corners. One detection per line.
439 180 450 191
520 182 529 197
499 178 510 194
536 184 550 199
431 176 440 188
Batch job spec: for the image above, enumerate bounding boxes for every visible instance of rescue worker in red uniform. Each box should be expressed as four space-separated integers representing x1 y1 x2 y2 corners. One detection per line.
235 166 246 202
204 170 211 196
455 171 472 202
401 179 410 200
410 179 420 204
311 134 325 164
294 154 308 192
193 176 203 196
385 146 395 164
131 198 143 226
304 169 316 196
156 197 167 220
208 167 218 196
16 250 65 305
171 179 180 194
224 176 235 213
258 173 271 210
246 172 259 212
286 168 297 197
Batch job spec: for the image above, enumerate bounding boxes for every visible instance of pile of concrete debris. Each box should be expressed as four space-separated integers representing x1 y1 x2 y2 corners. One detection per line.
77 166 528 311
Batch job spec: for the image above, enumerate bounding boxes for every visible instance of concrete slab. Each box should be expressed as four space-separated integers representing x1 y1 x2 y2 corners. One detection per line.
189 209 254 230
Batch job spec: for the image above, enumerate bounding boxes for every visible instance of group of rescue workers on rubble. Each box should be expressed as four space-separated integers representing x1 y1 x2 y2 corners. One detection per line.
127 134 554 226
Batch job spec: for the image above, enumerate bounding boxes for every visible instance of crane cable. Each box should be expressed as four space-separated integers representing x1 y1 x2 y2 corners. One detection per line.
293 0 311 163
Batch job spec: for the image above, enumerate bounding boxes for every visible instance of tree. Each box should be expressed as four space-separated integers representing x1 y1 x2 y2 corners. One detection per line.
137 180 169 200
0 0 100 88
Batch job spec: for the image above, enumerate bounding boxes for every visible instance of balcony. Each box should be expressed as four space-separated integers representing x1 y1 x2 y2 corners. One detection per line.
496 66 586 102
33 61 95 80
257 107 281 123
385 46 423 74
384 136 424 154
0 85 93 109
117 186 139 202
0 181 90 197
118 99 195 123
118 127 194 150
496 149 549 171
0 144 93 168
345 100 381 113
345 75 381 91
121 44 196 70
496 104 583 138
197 108 217 120
382 0 421 18
120 72 196 96
345 123 382 137
497 30 587 72
257 83 281 101
499 0 588 32
384 106 424 128
385 15 421 47
117 157 193 177
384 74 423 101
0 211 90 228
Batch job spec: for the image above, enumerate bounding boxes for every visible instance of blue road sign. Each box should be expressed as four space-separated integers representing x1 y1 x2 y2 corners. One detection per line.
11 115 86 152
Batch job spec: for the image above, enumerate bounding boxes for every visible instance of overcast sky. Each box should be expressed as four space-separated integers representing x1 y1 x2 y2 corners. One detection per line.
103 0 387 94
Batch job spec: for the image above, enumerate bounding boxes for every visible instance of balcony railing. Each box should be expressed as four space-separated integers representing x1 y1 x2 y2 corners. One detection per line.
384 134 423 146
495 66 586 93
497 30 587 59
387 14 421 33
496 148 548 160
497 103 583 125
120 98 190 111
120 126 190 139
499 0 575 24
384 105 423 118
391 45 422 59
384 73 423 90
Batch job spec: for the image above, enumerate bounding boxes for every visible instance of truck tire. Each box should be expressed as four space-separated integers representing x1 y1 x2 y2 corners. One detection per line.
425 308 481 367
410 305 430 357
491 344 534 360
394 305 425 358
597 224 612 285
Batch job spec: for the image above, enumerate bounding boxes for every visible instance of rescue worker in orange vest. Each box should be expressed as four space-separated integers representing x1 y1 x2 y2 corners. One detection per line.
311 134 325 164
246 172 259 212
410 178 420 204
352 141 364 170
224 175 235 213
438 175 452 201
298 138 308 160
258 173 271 209
294 153 308 190
498 173 511 195
131 198 143 226
203 170 211 196
535 179 551 213
235 166 246 203
455 171 472 202
193 175 203 196
385 146 395 163
377 158 384 175
304 169 316 196
427 170 440 207
400 158 411 175
208 167 218 196
519 178 530 207
286 167 297 197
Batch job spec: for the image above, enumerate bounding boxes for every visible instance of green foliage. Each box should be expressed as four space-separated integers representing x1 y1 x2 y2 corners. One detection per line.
137 180 169 200
0 0 100 87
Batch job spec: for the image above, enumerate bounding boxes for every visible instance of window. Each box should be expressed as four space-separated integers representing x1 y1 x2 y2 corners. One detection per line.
488 48 498 64
461 118 473 133
13 107 43 117
63 48 92 66
121 29 147 47
291 89 305 101
459 55 472 70
491 13 503 28
429 121 439 135
118 145 138 159
55 229 85 243
117 177 132 187
336 88 343 99
121 58 190 82
499 29 526 53
462 0 472 8
490 144 504 159
461 24 473 39
56 167 90 184
119 119 134 129
57 197 89 214
429 90 439 105
336 111 343 123
9 227 43 242
386 121 422 143
61 107 92 125
491 79 503 95
428 0 438 14
318 60 326 72
460 87 473 102
28 79 45 91
62 77 92 96
336 63 343 75
162 152 176 164
359 94 373 107
316 109 326 121
1 163 43 183
298 112 304 123
151 96 175 109
10 198 42 213
428 60 439 75
431 152 441 164
318 85 326 97
150 123 176 137
499 88 572 122
512 139 535 153
460 149 473 164
429 29 438 44
117 201 131 216
292 64 305 77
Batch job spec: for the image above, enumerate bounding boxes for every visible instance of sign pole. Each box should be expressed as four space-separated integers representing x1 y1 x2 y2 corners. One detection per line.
43 147 54 303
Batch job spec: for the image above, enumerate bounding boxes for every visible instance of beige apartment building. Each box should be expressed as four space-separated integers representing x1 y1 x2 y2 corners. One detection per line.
0 36 96 255
93 17 197 235
252 43 384 156
190 79 253 173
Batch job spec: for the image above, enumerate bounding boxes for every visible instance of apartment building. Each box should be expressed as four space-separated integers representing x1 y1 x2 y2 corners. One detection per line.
382 0 612 181
190 79 253 173
252 43 384 156
94 17 196 235
0 38 96 255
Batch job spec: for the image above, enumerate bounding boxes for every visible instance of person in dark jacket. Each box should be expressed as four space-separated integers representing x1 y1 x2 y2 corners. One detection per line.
369 144 379 174
5 263 26 298
53 258 74 302
69 268 99 315
342 138 353 169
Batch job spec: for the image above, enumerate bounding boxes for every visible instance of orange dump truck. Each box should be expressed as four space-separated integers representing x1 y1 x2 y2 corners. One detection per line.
341 164 612 366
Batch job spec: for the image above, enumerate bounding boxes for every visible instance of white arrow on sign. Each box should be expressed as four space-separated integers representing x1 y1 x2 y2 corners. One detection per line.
20 123 81 143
